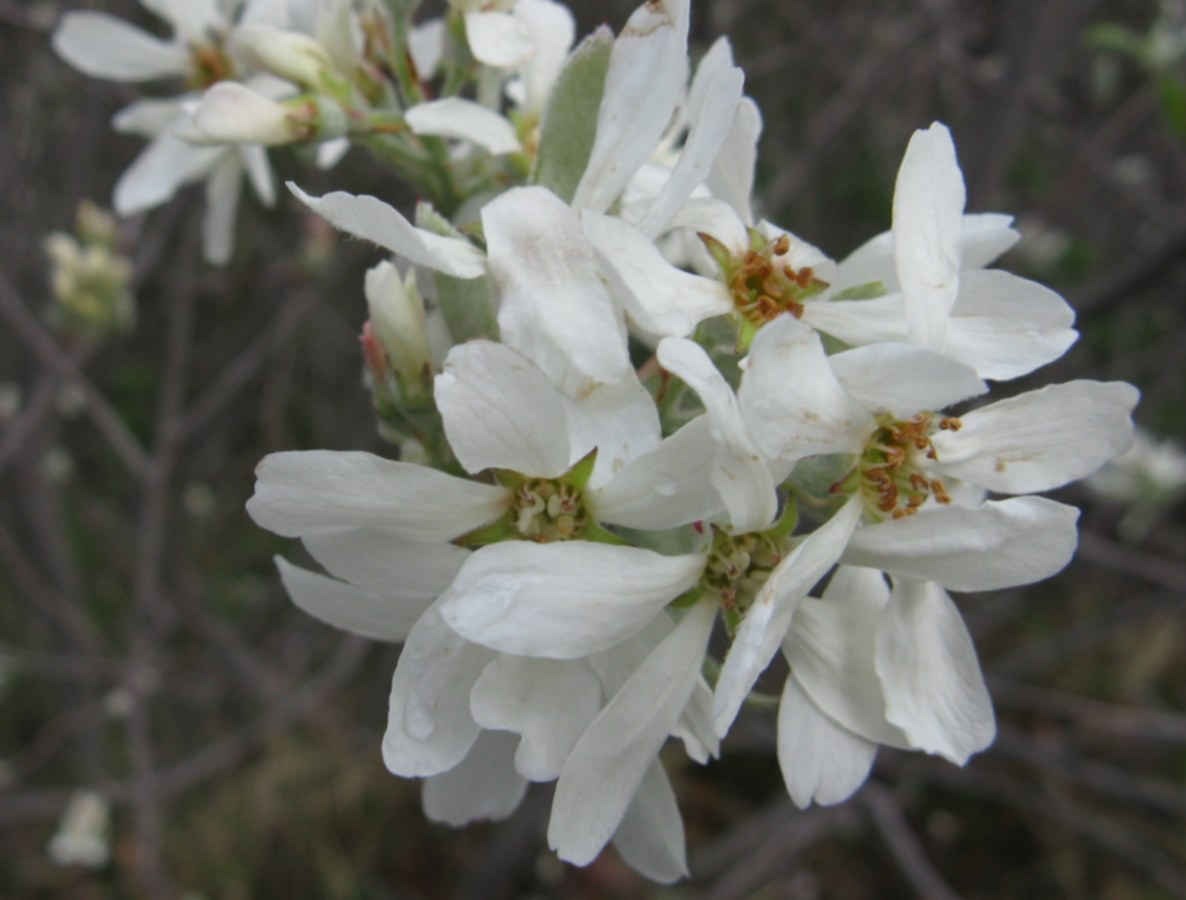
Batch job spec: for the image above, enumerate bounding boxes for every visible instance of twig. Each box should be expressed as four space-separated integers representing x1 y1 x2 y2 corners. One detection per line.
862 782 961 900
1076 530 1186 594
0 343 96 477
0 272 150 479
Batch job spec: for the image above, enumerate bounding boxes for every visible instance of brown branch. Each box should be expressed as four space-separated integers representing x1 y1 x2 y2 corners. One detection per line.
862 782 961 900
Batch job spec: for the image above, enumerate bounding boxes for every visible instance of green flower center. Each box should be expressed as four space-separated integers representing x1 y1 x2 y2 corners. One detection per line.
702 527 785 619
510 478 589 542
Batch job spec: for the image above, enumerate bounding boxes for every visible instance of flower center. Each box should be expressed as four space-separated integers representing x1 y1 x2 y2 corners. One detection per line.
510 478 589 542
712 230 830 327
853 413 961 520
187 37 236 89
702 527 785 619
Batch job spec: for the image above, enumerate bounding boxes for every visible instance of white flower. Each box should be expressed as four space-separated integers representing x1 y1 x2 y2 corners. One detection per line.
47 790 110 869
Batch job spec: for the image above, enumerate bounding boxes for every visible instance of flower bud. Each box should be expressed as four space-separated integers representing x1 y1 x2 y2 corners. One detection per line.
234 24 335 90
365 261 433 399
182 82 301 146
47 791 110 869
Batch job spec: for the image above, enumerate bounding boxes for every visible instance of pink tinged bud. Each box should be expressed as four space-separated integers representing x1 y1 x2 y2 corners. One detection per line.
364 261 432 393
360 321 390 384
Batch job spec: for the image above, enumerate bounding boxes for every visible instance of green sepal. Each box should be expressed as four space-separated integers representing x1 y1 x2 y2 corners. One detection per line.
831 280 887 301
531 27 613 203
415 202 499 342
735 317 759 353
668 584 705 610
766 494 799 541
722 607 741 636
581 521 630 546
492 468 528 489
452 514 513 548
698 231 735 274
562 447 598 490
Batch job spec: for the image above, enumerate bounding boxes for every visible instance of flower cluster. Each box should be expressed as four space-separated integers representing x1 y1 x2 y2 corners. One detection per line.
58 0 1139 882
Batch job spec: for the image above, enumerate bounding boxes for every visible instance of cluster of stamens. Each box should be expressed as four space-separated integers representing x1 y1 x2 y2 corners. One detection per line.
703 528 784 615
725 233 827 325
855 413 961 519
510 479 588 542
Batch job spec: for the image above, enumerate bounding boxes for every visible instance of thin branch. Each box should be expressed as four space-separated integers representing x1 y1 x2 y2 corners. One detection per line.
0 272 150 479
862 782 961 900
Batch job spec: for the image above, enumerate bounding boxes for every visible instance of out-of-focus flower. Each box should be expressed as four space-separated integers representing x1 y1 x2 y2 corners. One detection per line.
47 791 110 870
43 202 135 339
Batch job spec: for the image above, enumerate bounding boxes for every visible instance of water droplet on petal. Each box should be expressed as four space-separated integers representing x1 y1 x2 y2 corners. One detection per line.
654 474 678 497
405 701 435 739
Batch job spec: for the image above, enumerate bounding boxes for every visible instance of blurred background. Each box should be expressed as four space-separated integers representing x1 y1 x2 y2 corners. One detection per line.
2 0 1185 897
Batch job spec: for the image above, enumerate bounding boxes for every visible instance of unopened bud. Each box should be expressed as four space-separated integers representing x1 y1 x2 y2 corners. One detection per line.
181 83 305 146
365 261 432 398
235 24 335 90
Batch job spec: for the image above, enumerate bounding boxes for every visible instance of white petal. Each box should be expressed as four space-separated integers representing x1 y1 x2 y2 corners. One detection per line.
842 496 1080 591
800 294 910 347
465 10 533 67
712 496 863 737
737 316 872 463
593 416 724 530
583 210 732 337
667 197 749 258
561 372 661 486
275 557 430 641
435 341 570 477
53 13 187 81
158 0 226 41
405 97 522 155
571 0 690 213
112 97 185 137
238 144 275 205
960 213 1019 267
514 0 577 114
408 18 446 79
828 343 986 418
439 542 704 659
777 676 878 808
942 269 1078 380
548 599 713 866
301 529 469 600
657 337 776 532
484 187 631 397
876 579 995 763
315 137 350 170
288 184 486 278
247 450 506 540
470 656 602 781
707 95 761 225
201 153 241 266
421 730 528 825
893 123 965 348
786 567 909 748
673 675 719 764
383 603 495 777
113 132 222 215
636 64 745 238
932 380 1138 493
611 761 688 883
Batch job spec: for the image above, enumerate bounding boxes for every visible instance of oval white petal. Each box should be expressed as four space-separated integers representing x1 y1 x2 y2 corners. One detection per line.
470 656 602 781
421 730 528 825
288 184 486 278
114 132 223 215
301 529 469 600
548 599 714 866
247 450 506 540
932 380 1138 493
465 10 533 66
610 762 688 883
383 604 495 777
829 343 987 417
275 557 430 641
876 579 995 764
439 541 705 659
842 496 1080 591
53 13 188 82
436 341 570 477
405 97 522 155
777 676 879 809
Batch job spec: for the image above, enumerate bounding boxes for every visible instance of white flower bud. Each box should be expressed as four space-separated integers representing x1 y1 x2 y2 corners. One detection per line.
234 24 334 89
183 82 297 146
47 791 110 869
365 261 432 395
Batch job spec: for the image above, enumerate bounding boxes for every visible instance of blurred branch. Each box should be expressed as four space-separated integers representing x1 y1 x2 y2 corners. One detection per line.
1077 531 1186 594
862 782 961 900
991 678 1186 744
0 272 150 479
